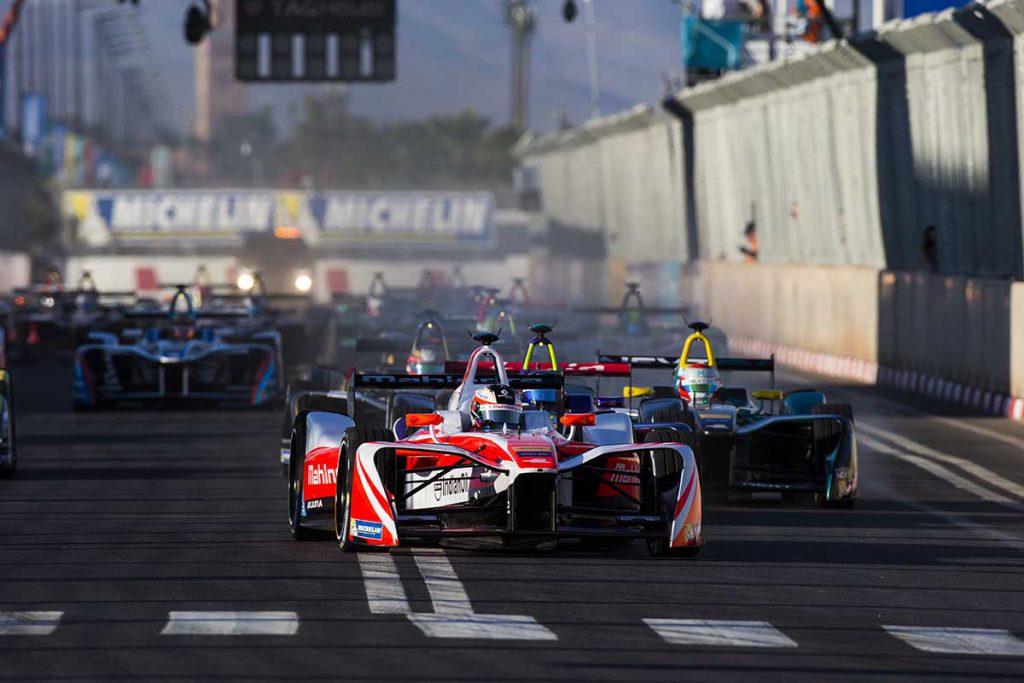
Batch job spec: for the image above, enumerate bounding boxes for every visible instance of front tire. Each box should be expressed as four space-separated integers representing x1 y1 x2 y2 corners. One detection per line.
335 427 394 552
0 375 15 478
649 406 697 432
288 427 316 541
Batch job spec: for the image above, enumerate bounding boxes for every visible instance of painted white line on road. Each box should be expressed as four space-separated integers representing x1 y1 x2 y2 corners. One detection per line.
358 553 411 614
407 613 557 640
779 363 1024 451
885 626 1024 656
0 611 63 635
930 415 1024 453
413 551 475 615
858 434 1024 553
861 424 1024 502
402 549 557 640
161 611 298 636
645 619 798 648
858 433 1024 511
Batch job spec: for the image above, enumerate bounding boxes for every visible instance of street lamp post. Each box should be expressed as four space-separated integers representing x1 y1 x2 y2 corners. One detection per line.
582 0 600 119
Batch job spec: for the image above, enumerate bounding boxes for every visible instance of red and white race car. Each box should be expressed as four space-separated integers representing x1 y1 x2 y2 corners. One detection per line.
287 334 703 556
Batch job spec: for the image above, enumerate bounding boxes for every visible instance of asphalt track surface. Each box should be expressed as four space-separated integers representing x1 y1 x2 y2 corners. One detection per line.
1 361 1022 681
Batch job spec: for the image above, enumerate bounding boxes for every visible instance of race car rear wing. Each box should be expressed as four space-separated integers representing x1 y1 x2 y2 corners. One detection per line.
597 354 774 372
352 371 564 391
443 360 632 377
598 353 776 387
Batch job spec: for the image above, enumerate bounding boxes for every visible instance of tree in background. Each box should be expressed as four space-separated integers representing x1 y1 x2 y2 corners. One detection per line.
207 108 277 187
204 90 521 199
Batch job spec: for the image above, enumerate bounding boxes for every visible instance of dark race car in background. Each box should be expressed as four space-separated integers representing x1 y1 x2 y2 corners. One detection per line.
600 322 858 507
0 321 15 477
73 287 283 409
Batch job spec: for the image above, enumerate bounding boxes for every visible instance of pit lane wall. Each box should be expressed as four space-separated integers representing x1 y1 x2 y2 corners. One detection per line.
672 0 1024 402
516 1 1024 284
0 251 30 291
513 105 690 305
697 262 1024 413
514 0 1024 410
670 0 1024 277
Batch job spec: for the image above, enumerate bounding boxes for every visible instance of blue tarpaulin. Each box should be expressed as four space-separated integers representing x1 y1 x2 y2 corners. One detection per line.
682 17 744 70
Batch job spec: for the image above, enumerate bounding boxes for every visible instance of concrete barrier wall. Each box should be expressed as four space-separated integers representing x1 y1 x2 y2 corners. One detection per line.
65 256 240 293
879 270 1013 392
0 251 30 291
515 105 689 269
313 256 531 304
1011 283 1024 396
673 2 1024 276
680 43 886 267
697 263 879 362
698 262 1019 397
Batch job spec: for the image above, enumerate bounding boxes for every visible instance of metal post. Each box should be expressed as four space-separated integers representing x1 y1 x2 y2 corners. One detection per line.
28 0 36 93
773 0 788 61
74 0 82 129
11 21 18 133
42 0 51 116
583 0 600 118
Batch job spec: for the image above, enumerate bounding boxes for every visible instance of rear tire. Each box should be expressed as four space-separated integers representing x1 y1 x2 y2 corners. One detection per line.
335 426 394 552
0 375 15 478
813 403 854 422
643 427 702 489
649 406 697 432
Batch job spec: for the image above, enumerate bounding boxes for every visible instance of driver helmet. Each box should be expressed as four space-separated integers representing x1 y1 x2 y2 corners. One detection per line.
470 384 522 430
676 363 722 408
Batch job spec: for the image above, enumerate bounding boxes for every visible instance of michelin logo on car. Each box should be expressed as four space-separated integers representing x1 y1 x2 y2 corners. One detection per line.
351 519 384 540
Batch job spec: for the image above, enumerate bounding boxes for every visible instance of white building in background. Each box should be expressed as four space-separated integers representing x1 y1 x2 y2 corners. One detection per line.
194 0 247 141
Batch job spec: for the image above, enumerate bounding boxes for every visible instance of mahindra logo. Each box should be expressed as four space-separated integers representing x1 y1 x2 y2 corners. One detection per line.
360 374 448 385
307 463 336 487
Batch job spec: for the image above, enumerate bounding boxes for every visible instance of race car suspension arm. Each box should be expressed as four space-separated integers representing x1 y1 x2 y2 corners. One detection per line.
563 467 643 507
392 457 503 507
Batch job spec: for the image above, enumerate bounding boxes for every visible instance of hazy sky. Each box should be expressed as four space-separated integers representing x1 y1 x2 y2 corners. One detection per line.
140 1 684 135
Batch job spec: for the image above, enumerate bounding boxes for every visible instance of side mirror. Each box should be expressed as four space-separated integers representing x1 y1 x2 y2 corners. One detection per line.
560 413 596 427
623 386 655 398
405 413 444 428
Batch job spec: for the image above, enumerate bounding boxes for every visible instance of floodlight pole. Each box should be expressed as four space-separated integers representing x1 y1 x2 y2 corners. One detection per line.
582 0 601 119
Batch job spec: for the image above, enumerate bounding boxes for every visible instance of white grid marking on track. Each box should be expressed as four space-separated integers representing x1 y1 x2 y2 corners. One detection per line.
0 611 63 635
161 611 299 636
407 613 558 640
884 626 1024 656
412 552 475 615
645 619 798 648
358 553 412 614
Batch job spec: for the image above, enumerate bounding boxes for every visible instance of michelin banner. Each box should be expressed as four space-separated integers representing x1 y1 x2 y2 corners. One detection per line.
64 190 495 248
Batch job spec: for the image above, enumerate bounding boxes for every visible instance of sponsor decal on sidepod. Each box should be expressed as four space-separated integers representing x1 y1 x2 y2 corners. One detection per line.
307 463 336 486
434 477 469 501
351 518 384 540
